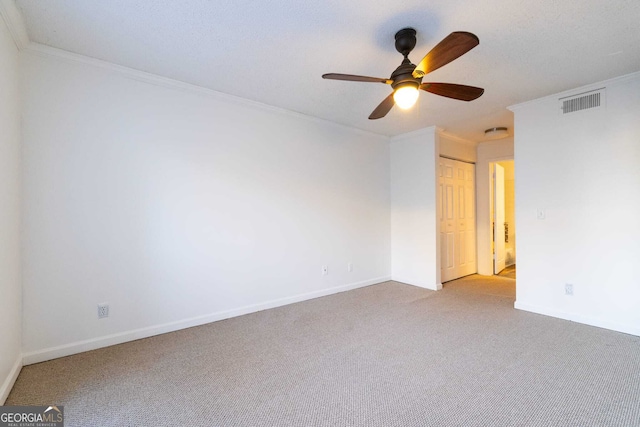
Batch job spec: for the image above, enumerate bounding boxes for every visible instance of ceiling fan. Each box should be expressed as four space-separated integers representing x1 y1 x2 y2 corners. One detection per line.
322 28 484 119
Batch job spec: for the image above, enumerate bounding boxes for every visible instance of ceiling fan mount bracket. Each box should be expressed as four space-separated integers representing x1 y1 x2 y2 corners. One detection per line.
394 28 417 57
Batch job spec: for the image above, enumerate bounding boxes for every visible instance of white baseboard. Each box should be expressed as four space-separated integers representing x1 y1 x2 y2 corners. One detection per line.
514 301 640 337
391 276 441 291
0 354 22 404
23 276 391 365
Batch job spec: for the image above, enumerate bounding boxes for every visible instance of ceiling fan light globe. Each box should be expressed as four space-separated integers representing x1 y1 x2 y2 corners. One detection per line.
393 86 419 109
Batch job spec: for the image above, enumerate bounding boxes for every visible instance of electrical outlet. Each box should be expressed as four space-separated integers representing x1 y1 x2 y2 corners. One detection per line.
98 303 109 318
348 262 353 272
321 265 328 276
565 283 574 296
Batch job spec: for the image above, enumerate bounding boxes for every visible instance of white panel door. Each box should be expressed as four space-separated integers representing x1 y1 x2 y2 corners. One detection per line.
439 160 456 281
439 157 476 282
494 163 506 274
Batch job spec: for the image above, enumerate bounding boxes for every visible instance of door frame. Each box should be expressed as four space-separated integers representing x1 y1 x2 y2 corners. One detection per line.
476 154 514 275
492 162 507 274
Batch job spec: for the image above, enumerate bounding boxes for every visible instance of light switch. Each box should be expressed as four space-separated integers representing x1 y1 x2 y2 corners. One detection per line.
537 209 546 220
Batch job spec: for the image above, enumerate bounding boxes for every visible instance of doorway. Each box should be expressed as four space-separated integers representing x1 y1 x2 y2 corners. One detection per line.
491 160 515 276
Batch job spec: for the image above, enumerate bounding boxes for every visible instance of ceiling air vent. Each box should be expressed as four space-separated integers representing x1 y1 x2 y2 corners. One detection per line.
559 88 605 114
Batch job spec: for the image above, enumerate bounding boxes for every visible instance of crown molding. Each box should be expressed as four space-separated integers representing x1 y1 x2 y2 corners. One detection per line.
437 129 477 146
389 125 438 143
508 70 640 112
22 42 389 141
0 0 29 50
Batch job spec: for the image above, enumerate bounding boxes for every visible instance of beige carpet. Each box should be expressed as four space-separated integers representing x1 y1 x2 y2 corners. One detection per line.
7 276 640 426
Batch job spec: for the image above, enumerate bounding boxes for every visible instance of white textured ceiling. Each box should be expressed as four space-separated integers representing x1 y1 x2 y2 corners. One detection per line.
15 0 640 140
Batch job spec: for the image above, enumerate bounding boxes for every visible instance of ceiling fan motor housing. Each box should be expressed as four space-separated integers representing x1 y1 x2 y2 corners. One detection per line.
392 29 422 91
390 58 422 91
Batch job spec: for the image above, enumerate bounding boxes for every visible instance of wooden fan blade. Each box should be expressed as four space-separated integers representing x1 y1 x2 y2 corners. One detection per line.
323 73 392 84
412 32 479 78
420 83 484 101
369 93 395 120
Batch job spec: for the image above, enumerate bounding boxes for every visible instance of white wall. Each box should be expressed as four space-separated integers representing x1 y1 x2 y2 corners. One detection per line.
476 138 514 275
438 132 477 163
390 127 439 290
20 49 391 363
511 72 640 336
0 12 22 403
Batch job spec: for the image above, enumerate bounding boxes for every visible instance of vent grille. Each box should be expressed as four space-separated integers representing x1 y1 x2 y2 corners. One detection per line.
560 88 605 114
